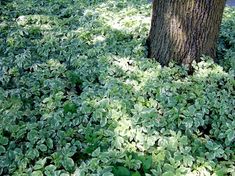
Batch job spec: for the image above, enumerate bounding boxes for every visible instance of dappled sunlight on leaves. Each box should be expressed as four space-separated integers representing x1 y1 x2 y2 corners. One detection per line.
0 0 234 175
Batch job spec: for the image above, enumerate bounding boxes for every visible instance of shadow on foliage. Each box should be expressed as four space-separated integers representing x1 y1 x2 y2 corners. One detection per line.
0 0 234 175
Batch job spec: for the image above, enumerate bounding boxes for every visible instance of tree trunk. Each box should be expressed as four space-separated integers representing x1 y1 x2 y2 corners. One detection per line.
147 0 226 67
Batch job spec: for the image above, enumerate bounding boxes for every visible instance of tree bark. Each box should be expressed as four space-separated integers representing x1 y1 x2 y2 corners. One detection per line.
147 0 226 67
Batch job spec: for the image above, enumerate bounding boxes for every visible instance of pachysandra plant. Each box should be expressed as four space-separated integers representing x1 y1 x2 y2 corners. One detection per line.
0 0 234 176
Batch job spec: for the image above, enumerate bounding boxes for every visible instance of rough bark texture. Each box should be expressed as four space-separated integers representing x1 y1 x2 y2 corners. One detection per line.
147 0 226 67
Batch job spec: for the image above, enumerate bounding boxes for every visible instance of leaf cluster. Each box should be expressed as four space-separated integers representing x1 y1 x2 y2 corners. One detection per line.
0 0 234 175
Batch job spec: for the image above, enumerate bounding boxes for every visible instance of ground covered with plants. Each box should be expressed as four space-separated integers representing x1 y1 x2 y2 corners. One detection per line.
0 0 234 175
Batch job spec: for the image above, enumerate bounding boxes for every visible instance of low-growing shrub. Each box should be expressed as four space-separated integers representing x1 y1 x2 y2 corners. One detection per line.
0 0 234 175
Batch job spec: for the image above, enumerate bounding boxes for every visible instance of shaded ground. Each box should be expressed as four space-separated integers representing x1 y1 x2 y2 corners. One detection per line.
0 0 234 175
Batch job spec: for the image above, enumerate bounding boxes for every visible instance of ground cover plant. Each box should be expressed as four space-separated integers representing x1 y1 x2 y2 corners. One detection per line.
0 0 234 175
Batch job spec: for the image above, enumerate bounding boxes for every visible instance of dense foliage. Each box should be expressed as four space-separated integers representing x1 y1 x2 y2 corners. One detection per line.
218 7 235 71
0 0 234 175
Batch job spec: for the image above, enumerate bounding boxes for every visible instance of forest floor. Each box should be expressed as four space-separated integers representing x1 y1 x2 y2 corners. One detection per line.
0 0 234 175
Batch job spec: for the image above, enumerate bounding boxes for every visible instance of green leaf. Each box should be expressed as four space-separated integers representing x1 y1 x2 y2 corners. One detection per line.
100 116 107 127
113 166 131 176
102 172 114 176
179 136 188 145
60 173 70 176
46 138 53 149
206 141 214 150
162 171 175 176
142 155 152 170
215 168 227 176
44 164 57 176
34 158 47 170
62 157 74 172
156 151 165 162
32 170 43 176
0 146 6 154
227 129 235 142
45 164 57 171
26 149 39 160
66 71 82 85
183 155 194 167
92 147 100 157
0 136 8 145
163 163 175 172
27 130 39 143
131 171 141 176
38 144 47 152
63 101 77 113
